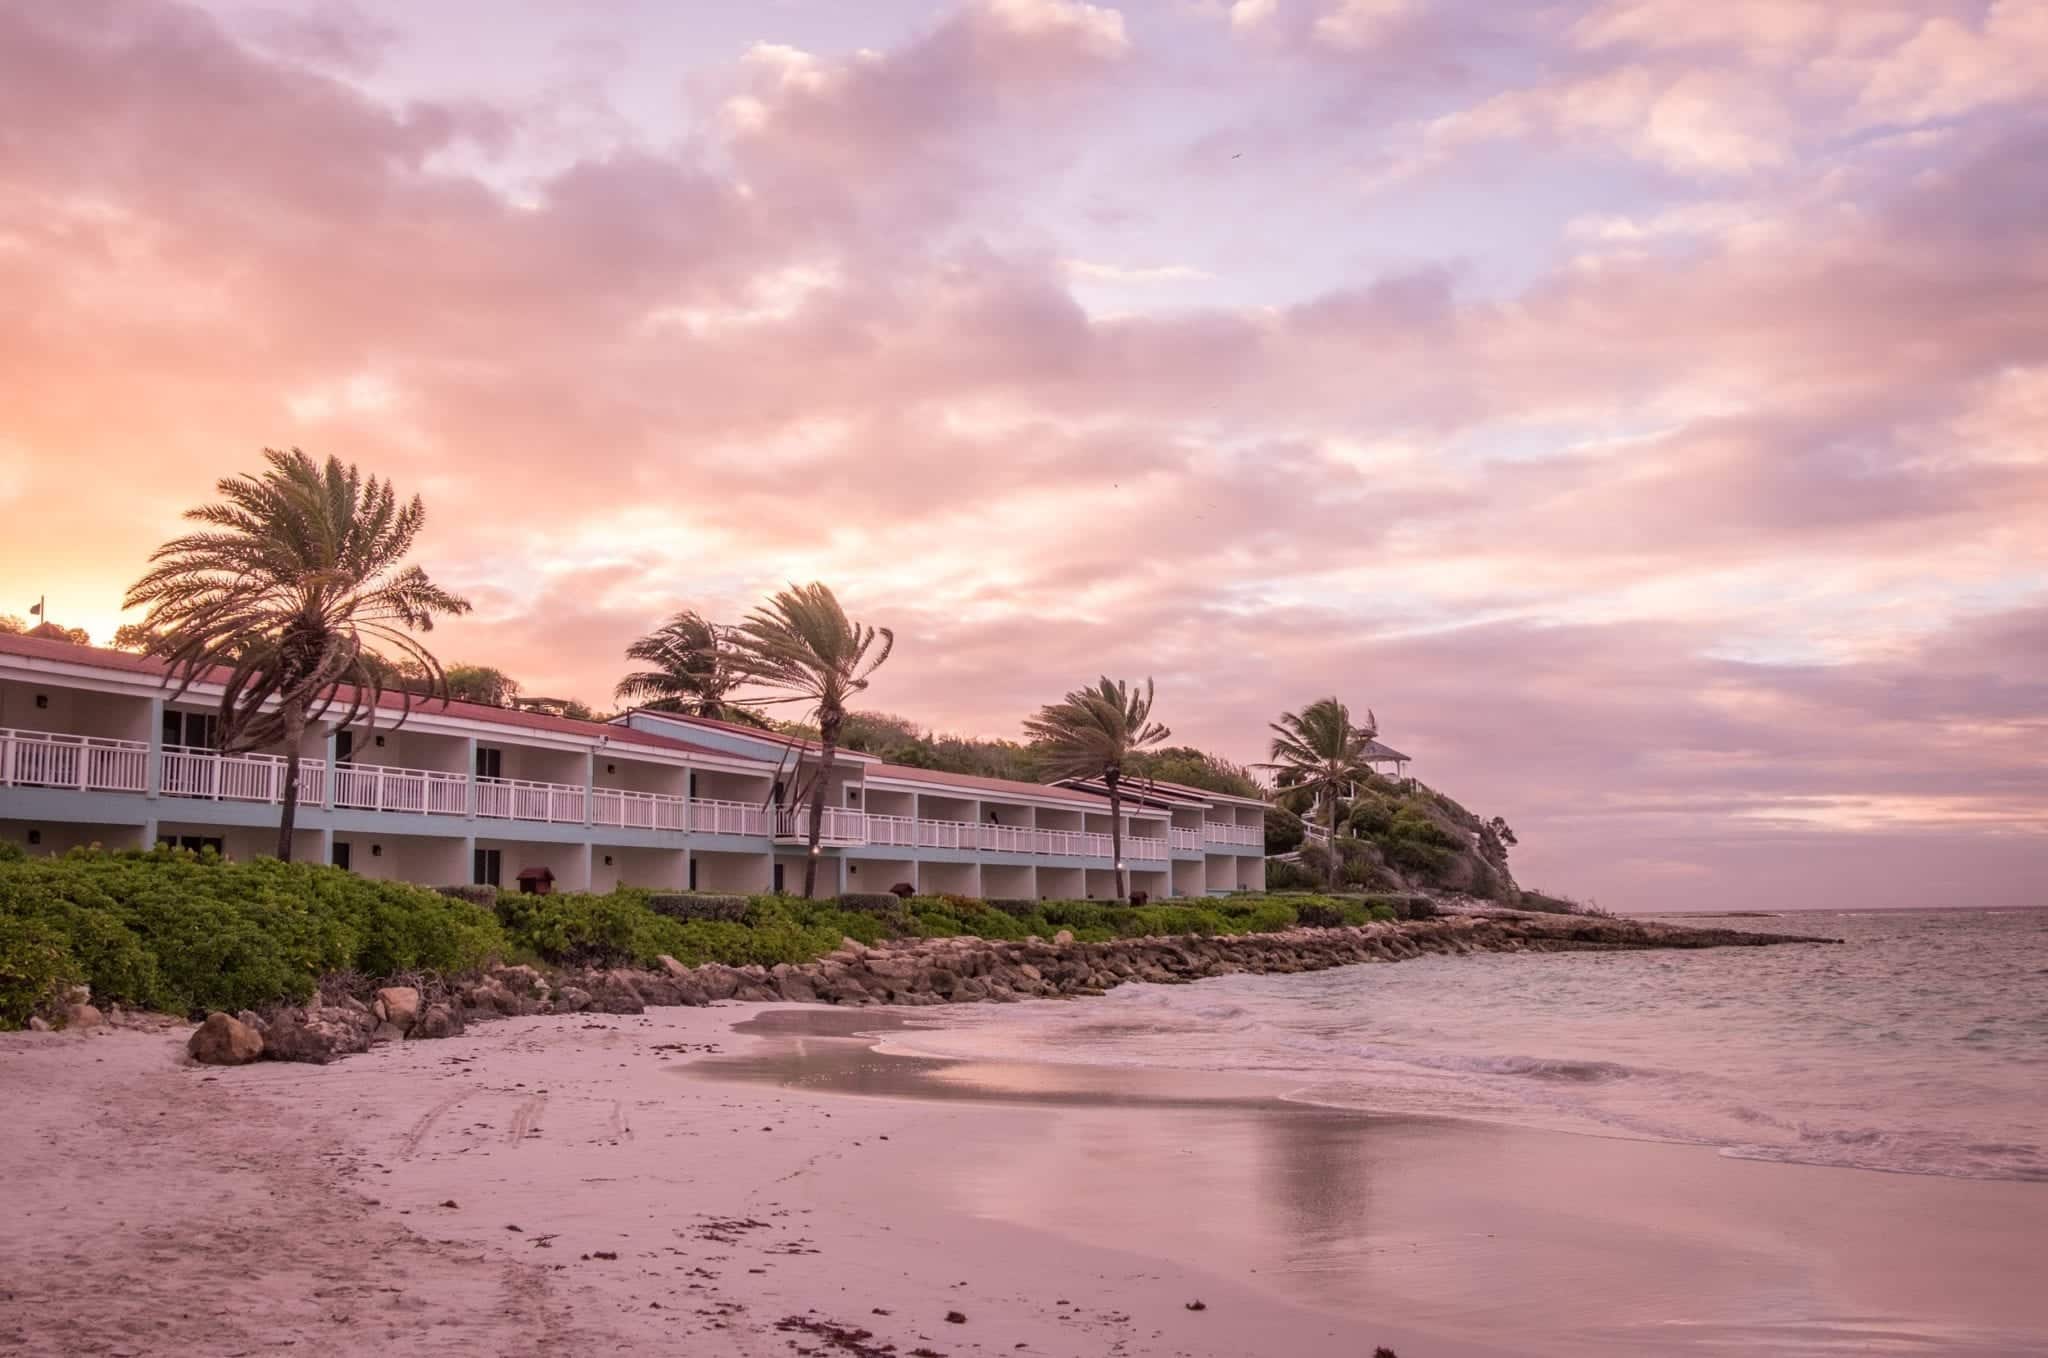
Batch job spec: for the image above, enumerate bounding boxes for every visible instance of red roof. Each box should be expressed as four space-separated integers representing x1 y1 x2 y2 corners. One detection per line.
621 708 883 762
867 762 1107 805
0 632 733 761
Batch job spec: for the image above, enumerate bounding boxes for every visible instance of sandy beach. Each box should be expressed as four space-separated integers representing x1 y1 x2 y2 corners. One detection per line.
6 1003 2046 1358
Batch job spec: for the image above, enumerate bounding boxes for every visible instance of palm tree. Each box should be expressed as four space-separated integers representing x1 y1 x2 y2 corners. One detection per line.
124 449 471 862
1258 697 1376 891
614 609 767 728
1023 677 1170 902
727 584 893 898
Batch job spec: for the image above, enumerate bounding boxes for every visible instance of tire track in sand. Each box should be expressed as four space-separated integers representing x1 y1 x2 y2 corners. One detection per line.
398 1090 470 1160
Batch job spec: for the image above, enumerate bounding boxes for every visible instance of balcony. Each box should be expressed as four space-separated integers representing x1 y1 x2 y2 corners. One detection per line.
1203 821 1263 848
773 806 868 847
592 787 687 831
475 776 587 824
1169 826 1204 852
689 796 770 837
162 744 317 803
911 818 1169 862
332 763 470 816
1 729 150 793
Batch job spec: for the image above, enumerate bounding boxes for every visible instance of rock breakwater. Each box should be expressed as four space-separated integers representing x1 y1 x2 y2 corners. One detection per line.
188 910 1835 1064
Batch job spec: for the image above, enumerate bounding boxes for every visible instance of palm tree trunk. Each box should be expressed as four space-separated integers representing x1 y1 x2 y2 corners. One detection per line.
804 714 839 900
1325 788 1341 892
277 707 306 863
1107 768 1126 903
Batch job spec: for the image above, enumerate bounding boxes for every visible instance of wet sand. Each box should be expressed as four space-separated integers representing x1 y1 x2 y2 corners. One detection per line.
704 1008 2048 1357
5 1006 2045 1357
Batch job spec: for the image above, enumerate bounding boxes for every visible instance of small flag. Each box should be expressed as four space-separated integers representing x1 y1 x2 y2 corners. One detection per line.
28 596 44 618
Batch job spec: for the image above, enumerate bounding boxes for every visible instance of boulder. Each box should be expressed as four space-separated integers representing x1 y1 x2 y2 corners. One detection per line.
412 1003 464 1040
1053 930 1075 945
369 1021 406 1044
263 1008 371 1064
64 1003 104 1031
187 1012 264 1065
589 971 645 1015
27 1016 51 1032
554 985 593 1013
375 986 422 1030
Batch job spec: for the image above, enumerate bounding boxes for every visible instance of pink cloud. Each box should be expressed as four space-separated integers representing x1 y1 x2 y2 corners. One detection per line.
1 0 2042 909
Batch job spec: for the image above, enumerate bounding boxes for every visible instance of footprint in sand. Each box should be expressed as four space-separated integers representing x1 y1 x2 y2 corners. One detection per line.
507 1093 549 1145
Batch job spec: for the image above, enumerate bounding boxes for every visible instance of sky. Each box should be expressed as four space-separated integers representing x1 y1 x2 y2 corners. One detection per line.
2 0 2044 912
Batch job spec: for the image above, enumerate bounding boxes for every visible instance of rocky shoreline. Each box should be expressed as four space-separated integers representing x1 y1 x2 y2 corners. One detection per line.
179 908 1838 1065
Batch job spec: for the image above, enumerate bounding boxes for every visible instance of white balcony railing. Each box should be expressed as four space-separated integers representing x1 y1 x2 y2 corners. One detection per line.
1126 834 1169 861
689 796 770 837
332 763 470 816
0 729 151 793
592 787 687 831
162 745 325 803
1169 826 1205 852
773 806 869 846
1203 821 1263 847
867 813 918 847
474 776 587 824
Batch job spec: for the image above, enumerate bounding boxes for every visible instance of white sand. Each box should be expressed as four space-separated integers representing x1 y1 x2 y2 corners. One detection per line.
1 1010 1471 1357
7 1004 2044 1357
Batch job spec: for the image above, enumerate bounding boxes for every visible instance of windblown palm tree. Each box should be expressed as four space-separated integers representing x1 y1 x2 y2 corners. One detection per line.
1258 697 1376 891
613 609 765 727
124 449 471 861
1023 677 1170 903
728 584 893 898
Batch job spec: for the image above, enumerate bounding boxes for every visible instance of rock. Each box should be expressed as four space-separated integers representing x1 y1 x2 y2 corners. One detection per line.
26 1016 50 1032
1053 930 1075 945
412 1003 464 1040
262 1007 371 1064
657 954 690 978
772 966 817 1003
491 964 551 998
697 967 741 1001
590 971 645 1015
64 1003 104 1030
369 1021 406 1044
375 986 421 1030
555 986 592 1013
187 1012 264 1065
235 1009 269 1034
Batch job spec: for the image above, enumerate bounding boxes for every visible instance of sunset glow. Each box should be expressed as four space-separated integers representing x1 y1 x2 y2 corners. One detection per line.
4 0 2043 909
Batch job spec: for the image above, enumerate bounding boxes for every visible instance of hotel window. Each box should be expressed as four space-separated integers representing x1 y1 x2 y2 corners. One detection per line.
162 710 218 749
473 847 502 887
334 730 354 765
475 746 503 780
332 841 352 871
158 834 224 855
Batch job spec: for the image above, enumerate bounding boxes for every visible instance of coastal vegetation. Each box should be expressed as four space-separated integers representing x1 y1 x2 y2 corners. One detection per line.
1023 677 1172 902
120 450 471 861
613 608 769 727
727 583 896 898
0 844 1409 1028
1260 697 1381 892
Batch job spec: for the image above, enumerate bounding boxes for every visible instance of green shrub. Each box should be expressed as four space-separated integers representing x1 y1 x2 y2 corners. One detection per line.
0 847 1432 1028
647 892 749 922
0 914 78 1026
0 841 25 864
836 892 908 915
0 848 507 1021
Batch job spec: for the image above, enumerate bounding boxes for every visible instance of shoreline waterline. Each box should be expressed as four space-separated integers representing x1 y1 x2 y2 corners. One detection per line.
690 999 2048 1357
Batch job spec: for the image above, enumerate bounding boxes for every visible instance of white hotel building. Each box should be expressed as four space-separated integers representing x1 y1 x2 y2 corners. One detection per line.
0 634 1268 898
